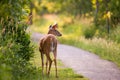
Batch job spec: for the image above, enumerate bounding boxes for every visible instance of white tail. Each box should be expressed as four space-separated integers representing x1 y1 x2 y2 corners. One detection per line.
39 23 62 78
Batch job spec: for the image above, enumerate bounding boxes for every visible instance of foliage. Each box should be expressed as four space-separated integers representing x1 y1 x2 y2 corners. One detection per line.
92 0 120 27
0 0 30 19
31 0 120 40
30 13 120 68
0 0 37 80
0 18 35 80
31 0 93 16
110 25 120 43
32 0 120 27
83 26 96 38
30 0 120 38
48 0 93 16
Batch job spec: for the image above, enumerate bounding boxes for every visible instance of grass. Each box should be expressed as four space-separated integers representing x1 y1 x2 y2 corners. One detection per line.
30 14 120 80
60 37 120 67
29 44 88 80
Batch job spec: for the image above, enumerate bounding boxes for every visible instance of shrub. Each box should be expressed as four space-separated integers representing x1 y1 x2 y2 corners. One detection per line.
0 18 34 80
110 25 120 43
83 26 96 38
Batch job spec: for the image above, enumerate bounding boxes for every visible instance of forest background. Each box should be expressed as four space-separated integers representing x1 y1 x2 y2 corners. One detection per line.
0 0 120 80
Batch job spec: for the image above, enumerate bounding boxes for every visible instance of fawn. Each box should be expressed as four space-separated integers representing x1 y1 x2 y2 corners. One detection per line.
39 23 62 78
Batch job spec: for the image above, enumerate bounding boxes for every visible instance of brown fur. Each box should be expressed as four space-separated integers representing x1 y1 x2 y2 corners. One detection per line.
39 24 62 78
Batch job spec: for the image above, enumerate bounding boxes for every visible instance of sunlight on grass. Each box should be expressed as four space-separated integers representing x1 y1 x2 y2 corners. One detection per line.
30 14 120 68
59 36 120 68
30 44 88 80
30 13 120 79
77 37 120 67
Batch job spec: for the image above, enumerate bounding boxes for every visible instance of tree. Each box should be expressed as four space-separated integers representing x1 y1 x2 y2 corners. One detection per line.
92 0 120 28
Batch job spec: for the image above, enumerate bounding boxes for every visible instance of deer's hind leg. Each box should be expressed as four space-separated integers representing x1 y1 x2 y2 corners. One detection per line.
40 51 44 76
46 53 52 77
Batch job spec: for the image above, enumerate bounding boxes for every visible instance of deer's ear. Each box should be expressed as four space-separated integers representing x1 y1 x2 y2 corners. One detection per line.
49 25 52 29
52 23 58 29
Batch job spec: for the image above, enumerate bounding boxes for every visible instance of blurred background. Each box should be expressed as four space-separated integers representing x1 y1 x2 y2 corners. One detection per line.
0 0 120 80
30 0 120 42
30 0 120 69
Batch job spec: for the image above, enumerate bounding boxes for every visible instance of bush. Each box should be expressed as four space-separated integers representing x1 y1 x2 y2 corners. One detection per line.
0 1 40 80
110 25 120 43
0 17 34 80
83 26 96 38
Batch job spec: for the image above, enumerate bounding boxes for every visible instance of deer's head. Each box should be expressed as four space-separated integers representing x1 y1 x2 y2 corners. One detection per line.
48 23 62 37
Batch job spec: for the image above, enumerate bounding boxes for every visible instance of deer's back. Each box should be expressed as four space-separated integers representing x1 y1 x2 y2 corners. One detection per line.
39 34 57 53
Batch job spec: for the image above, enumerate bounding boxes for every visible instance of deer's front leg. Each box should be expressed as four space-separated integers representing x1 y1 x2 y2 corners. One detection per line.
53 51 58 78
46 53 52 76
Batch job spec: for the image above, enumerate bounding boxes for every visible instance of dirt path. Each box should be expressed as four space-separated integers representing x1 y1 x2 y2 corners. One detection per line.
32 32 120 80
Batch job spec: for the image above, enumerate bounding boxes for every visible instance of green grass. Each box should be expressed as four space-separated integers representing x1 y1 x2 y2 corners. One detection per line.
30 13 120 76
59 36 120 67
29 44 88 80
35 68 86 80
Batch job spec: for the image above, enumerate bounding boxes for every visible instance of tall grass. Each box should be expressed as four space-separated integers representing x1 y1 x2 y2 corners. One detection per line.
30 14 120 68
110 25 120 43
78 37 120 67
59 36 120 67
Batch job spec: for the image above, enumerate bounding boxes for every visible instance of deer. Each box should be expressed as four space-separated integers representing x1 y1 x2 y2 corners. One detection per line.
39 23 62 78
